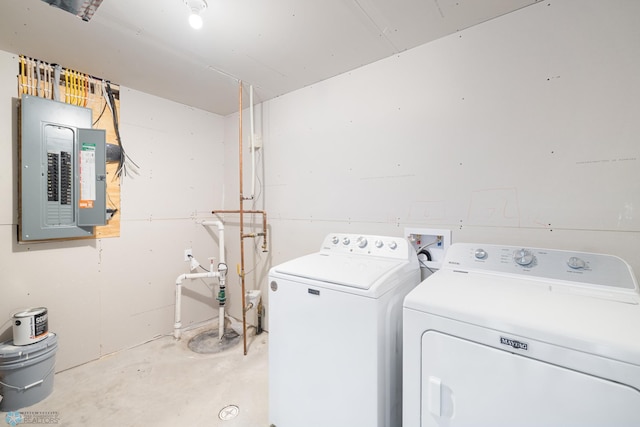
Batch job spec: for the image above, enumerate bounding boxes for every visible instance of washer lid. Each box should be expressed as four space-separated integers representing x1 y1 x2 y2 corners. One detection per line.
272 253 406 290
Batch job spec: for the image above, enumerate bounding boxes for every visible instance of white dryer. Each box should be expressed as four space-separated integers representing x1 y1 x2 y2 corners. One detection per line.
269 233 420 427
403 243 640 427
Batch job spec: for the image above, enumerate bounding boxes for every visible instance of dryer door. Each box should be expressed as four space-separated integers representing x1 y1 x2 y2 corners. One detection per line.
421 331 640 427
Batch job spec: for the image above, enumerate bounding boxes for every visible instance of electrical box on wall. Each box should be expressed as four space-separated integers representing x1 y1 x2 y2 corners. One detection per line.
19 94 106 242
405 227 451 271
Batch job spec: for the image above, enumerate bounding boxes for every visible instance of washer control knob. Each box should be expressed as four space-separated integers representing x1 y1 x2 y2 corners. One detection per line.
513 249 534 266
342 237 350 246
475 248 488 260
567 256 586 269
356 236 368 248
331 236 339 245
375 240 384 248
388 241 398 250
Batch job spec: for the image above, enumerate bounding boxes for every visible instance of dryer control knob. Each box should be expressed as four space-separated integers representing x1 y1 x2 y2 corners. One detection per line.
567 256 586 269
356 236 368 248
342 237 351 246
388 241 398 250
475 248 488 260
513 248 534 266
331 236 339 245
375 240 384 248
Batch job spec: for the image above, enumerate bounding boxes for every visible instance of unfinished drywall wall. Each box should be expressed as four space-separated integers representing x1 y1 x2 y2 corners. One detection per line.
0 50 226 370
221 0 640 330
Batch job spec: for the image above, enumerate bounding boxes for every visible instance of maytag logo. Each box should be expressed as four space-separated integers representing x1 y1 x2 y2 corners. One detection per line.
500 337 528 351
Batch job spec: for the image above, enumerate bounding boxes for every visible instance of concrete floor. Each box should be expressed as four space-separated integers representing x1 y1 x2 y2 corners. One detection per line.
1 324 269 426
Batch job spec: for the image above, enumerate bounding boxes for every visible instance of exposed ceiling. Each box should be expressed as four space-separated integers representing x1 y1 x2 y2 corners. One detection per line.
0 0 539 116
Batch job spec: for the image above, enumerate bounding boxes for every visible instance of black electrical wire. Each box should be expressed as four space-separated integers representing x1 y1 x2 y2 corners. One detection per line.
92 99 107 126
105 81 139 178
105 81 124 175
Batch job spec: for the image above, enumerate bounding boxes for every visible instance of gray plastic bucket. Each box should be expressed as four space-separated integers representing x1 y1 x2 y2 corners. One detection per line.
0 333 57 411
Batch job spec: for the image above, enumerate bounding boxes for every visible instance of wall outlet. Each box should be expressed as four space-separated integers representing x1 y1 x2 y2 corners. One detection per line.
404 228 452 272
184 249 192 262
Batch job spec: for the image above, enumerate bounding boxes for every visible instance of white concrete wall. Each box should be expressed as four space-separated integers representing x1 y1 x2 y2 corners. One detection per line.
222 0 640 330
0 51 226 370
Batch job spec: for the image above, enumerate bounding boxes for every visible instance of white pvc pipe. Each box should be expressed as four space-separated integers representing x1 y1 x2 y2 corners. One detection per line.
174 221 227 340
174 271 219 339
200 220 226 340
174 282 182 338
201 220 225 263
219 306 225 338
249 85 256 199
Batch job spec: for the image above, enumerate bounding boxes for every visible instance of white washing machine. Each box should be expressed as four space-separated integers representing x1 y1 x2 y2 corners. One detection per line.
403 243 640 427
269 233 420 427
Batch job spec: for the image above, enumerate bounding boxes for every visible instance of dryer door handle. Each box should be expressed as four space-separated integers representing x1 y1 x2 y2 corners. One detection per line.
427 376 442 417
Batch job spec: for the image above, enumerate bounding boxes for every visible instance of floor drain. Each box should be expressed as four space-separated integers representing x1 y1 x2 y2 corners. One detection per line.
219 404 240 421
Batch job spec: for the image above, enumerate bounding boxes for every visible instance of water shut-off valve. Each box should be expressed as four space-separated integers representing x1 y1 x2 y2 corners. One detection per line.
217 262 228 306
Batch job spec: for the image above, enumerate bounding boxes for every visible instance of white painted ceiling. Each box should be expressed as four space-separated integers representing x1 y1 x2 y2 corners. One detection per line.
0 0 539 115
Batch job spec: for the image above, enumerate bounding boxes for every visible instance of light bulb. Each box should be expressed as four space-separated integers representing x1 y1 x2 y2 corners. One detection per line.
189 12 203 29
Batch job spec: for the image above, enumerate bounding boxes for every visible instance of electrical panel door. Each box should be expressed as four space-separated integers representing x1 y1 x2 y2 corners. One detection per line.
20 94 107 241
77 129 107 226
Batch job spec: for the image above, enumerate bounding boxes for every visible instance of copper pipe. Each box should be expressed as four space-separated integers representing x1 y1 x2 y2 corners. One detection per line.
212 81 268 356
212 210 268 252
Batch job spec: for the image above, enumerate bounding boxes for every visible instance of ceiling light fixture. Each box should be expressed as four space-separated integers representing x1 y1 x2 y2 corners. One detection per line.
184 0 208 30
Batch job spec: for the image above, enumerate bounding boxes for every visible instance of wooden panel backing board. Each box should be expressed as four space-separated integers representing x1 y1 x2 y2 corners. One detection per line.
88 88 120 239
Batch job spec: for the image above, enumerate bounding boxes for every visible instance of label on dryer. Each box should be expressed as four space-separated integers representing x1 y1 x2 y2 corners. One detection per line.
500 336 528 351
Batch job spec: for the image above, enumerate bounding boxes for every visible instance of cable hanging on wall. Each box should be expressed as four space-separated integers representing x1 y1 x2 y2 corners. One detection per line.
17 55 138 179
104 80 138 178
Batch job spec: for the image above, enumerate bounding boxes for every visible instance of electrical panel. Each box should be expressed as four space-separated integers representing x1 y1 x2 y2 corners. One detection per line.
19 94 106 241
